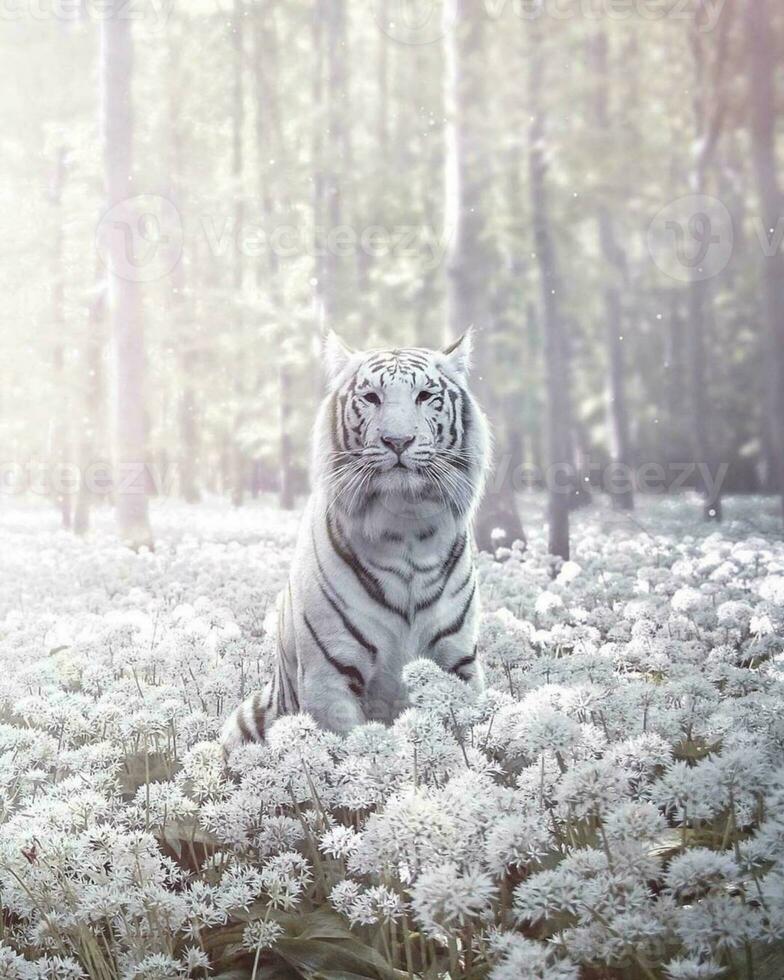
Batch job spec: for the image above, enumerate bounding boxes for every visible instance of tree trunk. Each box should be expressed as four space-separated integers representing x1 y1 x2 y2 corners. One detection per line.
687 278 722 519
312 0 327 335
377 0 389 157
231 0 247 508
323 0 349 330
746 0 784 519
684 0 734 521
528 19 572 561
279 364 295 510
664 292 686 447
253 7 296 511
524 302 544 480
443 0 525 553
592 30 633 511
100 14 152 549
166 36 200 505
49 144 73 529
74 278 106 536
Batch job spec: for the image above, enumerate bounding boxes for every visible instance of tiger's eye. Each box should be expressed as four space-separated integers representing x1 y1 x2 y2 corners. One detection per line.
363 392 381 406
416 391 433 405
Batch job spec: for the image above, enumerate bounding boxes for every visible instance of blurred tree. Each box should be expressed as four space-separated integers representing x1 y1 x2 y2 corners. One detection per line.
527 17 572 561
444 0 526 553
231 0 248 507
73 275 106 536
166 28 200 505
48 143 73 529
746 0 784 520
591 30 634 512
100 14 152 549
685 0 735 521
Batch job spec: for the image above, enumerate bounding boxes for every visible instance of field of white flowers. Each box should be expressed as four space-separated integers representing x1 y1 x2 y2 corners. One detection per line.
1 495 784 980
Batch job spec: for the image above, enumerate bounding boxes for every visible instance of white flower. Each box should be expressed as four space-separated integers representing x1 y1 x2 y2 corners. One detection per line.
367 885 403 922
254 815 303 856
125 954 184 979
330 880 363 916
242 919 285 951
0 945 40 980
259 852 310 910
348 789 460 882
179 947 210 973
556 759 632 818
410 864 497 935
320 825 359 860
346 891 378 926
750 613 773 636
603 802 666 844
675 895 762 954
485 814 552 873
488 931 579 980
663 957 726 980
556 561 582 585
665 849 739 897
536 592 565 617
671 587 708 613
514 866 583 922
758 575 784 605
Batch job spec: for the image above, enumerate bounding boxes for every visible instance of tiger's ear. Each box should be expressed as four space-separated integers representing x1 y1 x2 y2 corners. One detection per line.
324 330 355 382
441 329 473 377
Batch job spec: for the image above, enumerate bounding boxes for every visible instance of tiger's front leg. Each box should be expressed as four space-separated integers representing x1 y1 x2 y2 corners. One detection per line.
220 620 368 757
298 612 369 734
426 578 485 692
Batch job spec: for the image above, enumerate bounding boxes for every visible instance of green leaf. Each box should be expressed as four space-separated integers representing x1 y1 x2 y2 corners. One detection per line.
212 965 301 980
155 818 220 872
118 751 174 797
749 940 784 980
313 974 389 980
275 937 398 980
295 911 359 942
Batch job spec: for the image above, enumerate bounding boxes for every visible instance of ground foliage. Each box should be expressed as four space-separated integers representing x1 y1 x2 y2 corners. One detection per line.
1 497 784 980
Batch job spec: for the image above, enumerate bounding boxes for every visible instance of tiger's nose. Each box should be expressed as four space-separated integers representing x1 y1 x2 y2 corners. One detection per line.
381 435 415 455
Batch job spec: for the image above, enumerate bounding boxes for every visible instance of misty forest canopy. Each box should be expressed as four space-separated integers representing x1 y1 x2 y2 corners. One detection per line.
1 0 784 556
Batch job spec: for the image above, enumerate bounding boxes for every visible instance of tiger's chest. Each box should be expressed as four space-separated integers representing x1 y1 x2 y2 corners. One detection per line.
334 523 471 661
290 497 477 722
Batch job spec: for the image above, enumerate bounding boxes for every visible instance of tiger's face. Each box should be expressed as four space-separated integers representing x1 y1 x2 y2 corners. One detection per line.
318 332 488 517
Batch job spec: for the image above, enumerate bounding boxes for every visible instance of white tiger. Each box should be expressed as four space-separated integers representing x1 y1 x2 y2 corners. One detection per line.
221 329 490 755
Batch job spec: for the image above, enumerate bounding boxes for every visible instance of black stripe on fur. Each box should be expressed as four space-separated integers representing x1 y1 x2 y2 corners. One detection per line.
325 512 409 623
304 613 366 695
427 582 477 650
